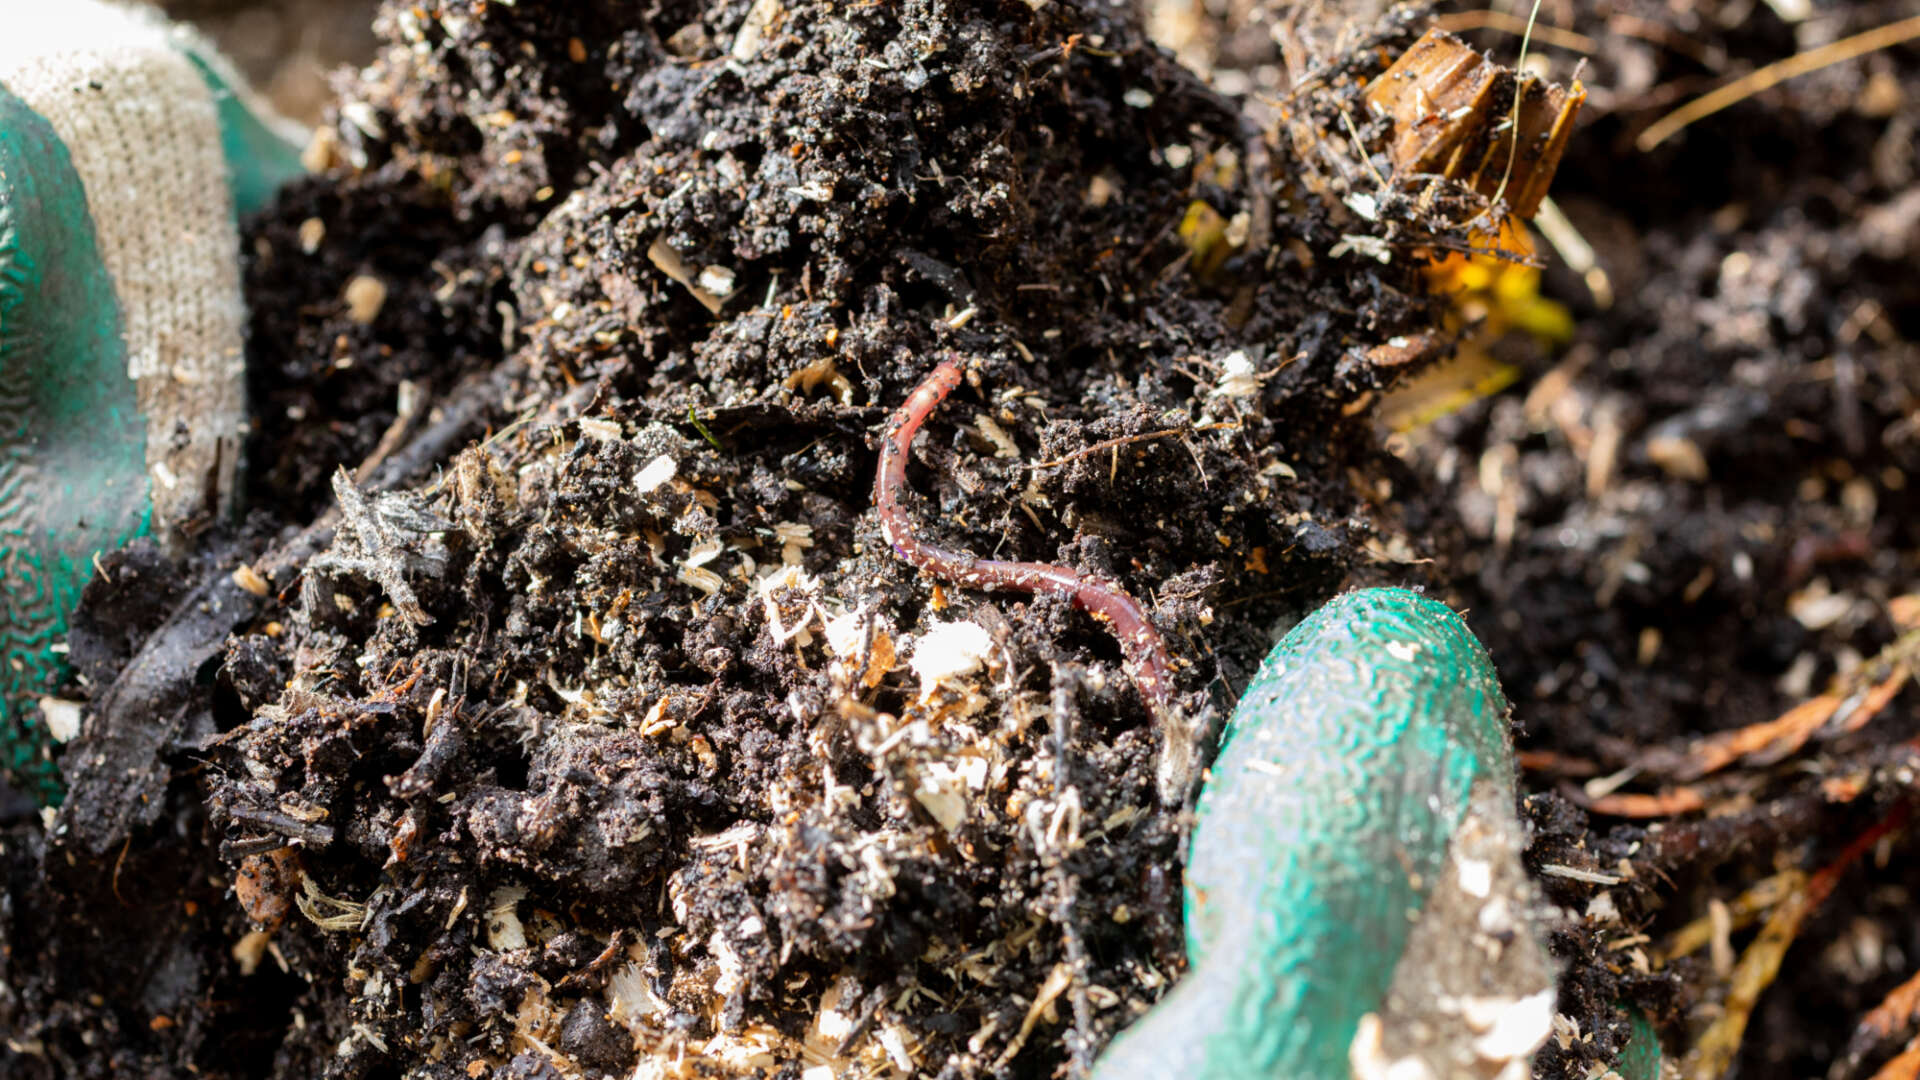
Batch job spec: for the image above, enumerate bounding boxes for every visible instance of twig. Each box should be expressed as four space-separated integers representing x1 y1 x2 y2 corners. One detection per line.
1433 10 1596 52
1490 0 1549 210
1047 665 1097 1077
1632 637 1915 782
1681 801 1911 1080
1578 785 1706 818
1633 790 1828 875
1835 964 1920 1079
1659 871 1803 963
352 378 428 484
1240 120 1275 259
1030 423 1237 470
1868 1044 1920 1080
1638 14 1920 150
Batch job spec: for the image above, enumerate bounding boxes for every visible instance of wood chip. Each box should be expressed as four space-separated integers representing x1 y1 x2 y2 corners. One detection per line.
344 274 388 324
1364 28 1586 218
648 237 724 314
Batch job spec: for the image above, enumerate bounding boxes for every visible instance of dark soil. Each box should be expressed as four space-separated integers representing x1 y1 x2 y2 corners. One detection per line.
1412 2 1920 1076
3 0 1918 1078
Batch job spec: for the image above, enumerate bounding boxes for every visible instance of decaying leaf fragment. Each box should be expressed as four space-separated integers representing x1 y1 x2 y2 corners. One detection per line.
1365 28 1585 219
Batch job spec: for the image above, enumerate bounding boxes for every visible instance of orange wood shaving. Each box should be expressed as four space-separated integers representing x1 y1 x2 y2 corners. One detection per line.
1860 967 1920 1041
1869 1043 1920 1080
1517 748 1600 777
1839 667 1911 735
1678 694 1841 781
1584 786 1706 818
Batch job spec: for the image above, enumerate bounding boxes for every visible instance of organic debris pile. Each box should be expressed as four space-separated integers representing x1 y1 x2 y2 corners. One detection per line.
4 0 1919 1077
0 0 1499 1076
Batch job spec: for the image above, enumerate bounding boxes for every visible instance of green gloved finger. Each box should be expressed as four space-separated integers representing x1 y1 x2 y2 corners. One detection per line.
0 0 304 801
1095 588 1553 1078
1618 1007 1668 1080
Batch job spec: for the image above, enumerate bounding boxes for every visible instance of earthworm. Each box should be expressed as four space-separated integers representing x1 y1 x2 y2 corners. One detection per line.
875 358 1183 782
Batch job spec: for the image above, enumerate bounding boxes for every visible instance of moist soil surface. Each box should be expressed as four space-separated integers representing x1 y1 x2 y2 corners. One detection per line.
4 1 1918 1078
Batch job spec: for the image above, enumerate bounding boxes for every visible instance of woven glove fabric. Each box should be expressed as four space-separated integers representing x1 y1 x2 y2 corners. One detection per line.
0 0 302 799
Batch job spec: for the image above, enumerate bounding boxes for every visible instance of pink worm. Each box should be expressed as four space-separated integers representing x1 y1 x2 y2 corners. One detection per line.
874 358 1176 722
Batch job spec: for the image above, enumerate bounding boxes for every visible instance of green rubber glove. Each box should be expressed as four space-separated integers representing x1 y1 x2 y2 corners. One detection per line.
1618 1008 1668 1080
0 0 304 800
1095 588 1557 1078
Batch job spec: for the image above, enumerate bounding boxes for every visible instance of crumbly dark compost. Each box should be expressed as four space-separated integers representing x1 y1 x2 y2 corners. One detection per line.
8 0 1917 1076
0 1 1454 1077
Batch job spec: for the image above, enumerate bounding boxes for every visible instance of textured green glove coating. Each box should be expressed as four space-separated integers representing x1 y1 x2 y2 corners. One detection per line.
0 83 150 800
182 52 307 219
1618 1007 1666 1080
1095 588 1513 1078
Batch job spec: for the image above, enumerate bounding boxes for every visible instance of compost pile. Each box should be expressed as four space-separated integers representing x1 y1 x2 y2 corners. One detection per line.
4 0 1919 1076
0 0 1455 1076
